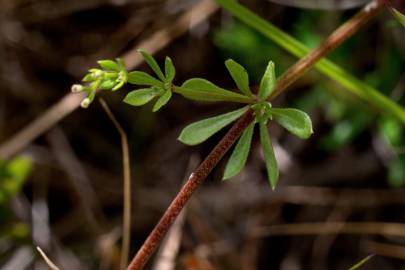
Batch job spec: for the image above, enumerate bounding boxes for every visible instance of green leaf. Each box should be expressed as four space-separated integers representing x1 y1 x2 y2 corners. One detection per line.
127 71 163 87
99 80 116 90
176 78 253 103
138 49 165 81
165 57 176 82
270 108 313 139
153 90 172 112
97 60 120 71
124 88 159 106
259 120 278 189
258 61 276 100
82 73 95 82
178 106 249 145
392 8 405 28
223 121 255 180
225 59 252 97
112 80 125 91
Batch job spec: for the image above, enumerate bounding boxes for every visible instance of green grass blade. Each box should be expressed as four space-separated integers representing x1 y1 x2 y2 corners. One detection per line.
348 255 374 270
216 0 405 124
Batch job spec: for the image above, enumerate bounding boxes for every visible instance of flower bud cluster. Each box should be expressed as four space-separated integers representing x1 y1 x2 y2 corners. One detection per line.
70 59 127 108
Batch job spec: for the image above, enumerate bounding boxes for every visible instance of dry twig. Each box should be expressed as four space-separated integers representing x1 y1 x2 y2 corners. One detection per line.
99 98 132 270
36 247 61 270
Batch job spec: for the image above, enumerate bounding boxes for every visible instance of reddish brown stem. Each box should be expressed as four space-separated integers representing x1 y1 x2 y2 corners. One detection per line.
127 1 384 269
269 0 384 99
127 110 255 269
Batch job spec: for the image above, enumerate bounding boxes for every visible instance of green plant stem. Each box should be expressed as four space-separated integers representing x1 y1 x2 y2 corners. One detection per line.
126 2 385 269
216 0 405 124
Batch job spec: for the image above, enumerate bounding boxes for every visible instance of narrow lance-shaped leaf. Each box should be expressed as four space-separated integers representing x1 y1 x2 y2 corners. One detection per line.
223 121 255 180
225 59 252 97
127 71 163 87
97 60 120 71
124 88 159 106
178 106 249 145
259 120 278 189
176 78 253 103
138 49 165 81
258 61 276 100
112 79 125 91
165 57 176 83
153 90 172 112
270 108 313 139
82 73 96 82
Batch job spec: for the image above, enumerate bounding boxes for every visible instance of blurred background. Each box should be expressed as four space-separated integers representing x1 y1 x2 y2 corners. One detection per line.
0 0 404 269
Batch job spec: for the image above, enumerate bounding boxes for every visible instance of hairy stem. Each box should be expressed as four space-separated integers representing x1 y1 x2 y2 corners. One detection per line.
127 1 384 269
127 110 255 270
269 0 385 99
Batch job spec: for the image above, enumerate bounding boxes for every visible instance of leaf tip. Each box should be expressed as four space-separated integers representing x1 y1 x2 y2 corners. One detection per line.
177 135 192 146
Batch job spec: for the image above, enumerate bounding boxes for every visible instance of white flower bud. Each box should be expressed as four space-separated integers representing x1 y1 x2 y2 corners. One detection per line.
71 84 84 93
80 98 91 108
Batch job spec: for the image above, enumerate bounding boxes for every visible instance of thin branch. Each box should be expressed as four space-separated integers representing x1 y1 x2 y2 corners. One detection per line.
36 247 61 270
127 1 385 269
99 98 131 270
